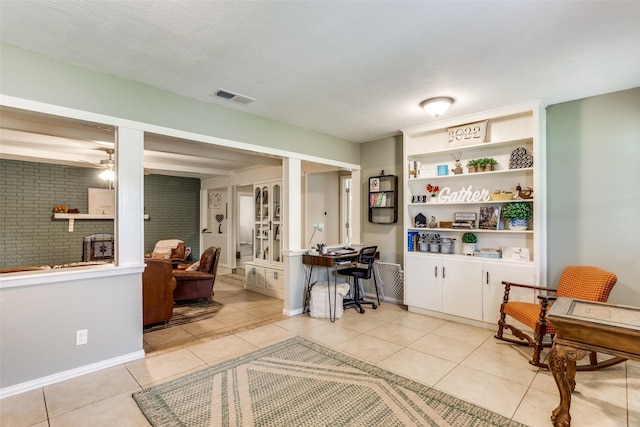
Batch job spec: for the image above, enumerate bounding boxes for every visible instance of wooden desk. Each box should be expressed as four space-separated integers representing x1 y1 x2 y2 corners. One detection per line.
547 297 640 427
302 252 360 321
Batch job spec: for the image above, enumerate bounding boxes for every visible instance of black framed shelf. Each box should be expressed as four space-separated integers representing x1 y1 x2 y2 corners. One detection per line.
368 174 398 224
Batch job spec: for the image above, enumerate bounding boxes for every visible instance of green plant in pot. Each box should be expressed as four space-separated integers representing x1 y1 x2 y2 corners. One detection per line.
503 202 532 230
484 157 497 171
461 232 478 255
466 159 478 173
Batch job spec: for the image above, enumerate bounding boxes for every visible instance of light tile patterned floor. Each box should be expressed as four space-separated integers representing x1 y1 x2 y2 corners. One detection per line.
1 278 638 427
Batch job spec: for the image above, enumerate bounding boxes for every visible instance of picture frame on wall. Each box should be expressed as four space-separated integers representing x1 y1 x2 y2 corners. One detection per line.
88 188 114 215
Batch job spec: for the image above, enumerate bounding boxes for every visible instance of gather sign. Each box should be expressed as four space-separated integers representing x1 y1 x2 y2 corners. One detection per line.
437 185 491 203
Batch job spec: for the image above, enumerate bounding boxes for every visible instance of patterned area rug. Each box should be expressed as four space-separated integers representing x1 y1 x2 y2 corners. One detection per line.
143 300 223 333
133 336 526 427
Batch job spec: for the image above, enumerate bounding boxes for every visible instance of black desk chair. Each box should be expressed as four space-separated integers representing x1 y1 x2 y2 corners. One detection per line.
338 246 379 313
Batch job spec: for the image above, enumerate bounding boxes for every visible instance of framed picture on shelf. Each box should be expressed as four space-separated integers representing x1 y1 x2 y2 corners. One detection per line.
478 206 500 230
369 177 380 192
447 120 488 147
502 247 530 262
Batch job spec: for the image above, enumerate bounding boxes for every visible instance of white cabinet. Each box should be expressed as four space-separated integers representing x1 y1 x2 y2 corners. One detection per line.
244 265 284 299
245 265 266 290
405 253 442 311
441 257 483 320
246 180 284 299
253 181 283 265
402 102 545 326
405 253 535 324
482 261 535 324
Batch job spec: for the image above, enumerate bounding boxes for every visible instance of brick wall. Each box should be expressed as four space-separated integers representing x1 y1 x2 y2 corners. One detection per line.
0 159 200 269
143 174 200 259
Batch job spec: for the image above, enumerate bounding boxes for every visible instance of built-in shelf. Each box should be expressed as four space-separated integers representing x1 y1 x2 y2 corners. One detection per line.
53 213 150 232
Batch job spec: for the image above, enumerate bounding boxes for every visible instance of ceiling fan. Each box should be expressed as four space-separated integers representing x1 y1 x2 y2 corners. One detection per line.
97 148 115 182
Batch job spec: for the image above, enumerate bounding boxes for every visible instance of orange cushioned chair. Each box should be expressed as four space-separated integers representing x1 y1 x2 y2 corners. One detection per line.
495 265 621 370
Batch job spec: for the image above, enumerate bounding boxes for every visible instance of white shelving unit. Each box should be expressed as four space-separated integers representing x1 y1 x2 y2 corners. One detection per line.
402 101 546 327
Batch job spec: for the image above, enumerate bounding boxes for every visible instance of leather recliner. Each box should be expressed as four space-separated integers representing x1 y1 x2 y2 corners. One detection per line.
142 259 177 326
172 247 221 302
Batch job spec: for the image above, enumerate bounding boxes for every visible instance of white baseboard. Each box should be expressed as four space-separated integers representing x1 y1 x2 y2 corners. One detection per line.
283 308 303 316
0 350 145 399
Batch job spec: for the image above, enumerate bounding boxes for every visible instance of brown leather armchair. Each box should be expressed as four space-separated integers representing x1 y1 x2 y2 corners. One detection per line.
172 247 221 302
142 259 177 326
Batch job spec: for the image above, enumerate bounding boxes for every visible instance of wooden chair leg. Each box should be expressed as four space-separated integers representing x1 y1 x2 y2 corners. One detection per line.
496 309 506 339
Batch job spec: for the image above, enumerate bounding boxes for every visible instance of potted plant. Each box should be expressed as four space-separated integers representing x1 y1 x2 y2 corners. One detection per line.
502 202 533 230
426 184 439 202
461 232 477 255
476 158 487 171
466 159 478 173
484 157 498 171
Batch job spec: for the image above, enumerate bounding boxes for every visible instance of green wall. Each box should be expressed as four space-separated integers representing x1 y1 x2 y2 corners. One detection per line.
0 159 115 268
546 87 640 306
0 159 200 269
0 43 360 165
360 135 403 265
143 174 200 259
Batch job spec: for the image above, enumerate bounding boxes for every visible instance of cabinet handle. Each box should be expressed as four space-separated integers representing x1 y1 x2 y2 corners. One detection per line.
434 266 438 278
442 266 445 279
486 272 489 285
274 271 278 279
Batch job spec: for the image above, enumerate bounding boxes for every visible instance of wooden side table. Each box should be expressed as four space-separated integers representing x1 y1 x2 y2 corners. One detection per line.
546 297 640 426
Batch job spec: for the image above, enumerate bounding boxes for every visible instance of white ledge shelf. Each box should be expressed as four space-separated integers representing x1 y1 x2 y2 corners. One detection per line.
53 213 150 232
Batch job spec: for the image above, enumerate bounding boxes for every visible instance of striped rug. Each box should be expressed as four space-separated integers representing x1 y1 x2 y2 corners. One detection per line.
133 336 525 427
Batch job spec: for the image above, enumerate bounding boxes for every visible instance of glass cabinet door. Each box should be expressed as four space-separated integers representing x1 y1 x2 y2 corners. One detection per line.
254 187 263 259
253 182 283 264
272 183 281 263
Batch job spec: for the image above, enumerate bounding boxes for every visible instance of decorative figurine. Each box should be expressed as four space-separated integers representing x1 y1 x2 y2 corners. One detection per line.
451 152 463 174
428 216 438 228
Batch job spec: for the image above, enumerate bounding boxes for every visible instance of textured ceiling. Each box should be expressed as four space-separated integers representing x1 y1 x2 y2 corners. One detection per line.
1 1 640 144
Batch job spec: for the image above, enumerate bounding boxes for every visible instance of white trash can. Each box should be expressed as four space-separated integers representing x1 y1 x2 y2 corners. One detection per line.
310 282 350 319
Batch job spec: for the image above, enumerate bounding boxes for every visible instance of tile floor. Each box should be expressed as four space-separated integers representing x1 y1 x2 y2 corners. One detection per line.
2 276 638 427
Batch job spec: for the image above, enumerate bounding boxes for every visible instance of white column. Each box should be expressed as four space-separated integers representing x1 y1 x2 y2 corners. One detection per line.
351 170 362 244
283 158 303 314
115 127 144 266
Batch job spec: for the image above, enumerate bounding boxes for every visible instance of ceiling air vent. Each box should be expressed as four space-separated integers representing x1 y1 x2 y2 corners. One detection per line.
213 89 255 105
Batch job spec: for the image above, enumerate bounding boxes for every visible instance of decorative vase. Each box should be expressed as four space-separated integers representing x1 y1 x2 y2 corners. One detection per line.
508 219 528 230
429 195 438 203
462 243 477 255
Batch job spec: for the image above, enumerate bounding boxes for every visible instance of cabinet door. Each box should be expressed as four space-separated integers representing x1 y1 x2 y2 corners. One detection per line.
271 182 282 264
265 268 284 294
245 265 266 290
441 258 483 320
404 254 441 311
482 262 535 324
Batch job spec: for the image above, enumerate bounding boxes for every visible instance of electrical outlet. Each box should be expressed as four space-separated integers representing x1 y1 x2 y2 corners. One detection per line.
76 329 88 346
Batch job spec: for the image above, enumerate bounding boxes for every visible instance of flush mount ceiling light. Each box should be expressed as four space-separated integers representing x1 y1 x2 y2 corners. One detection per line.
420 97 454 118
